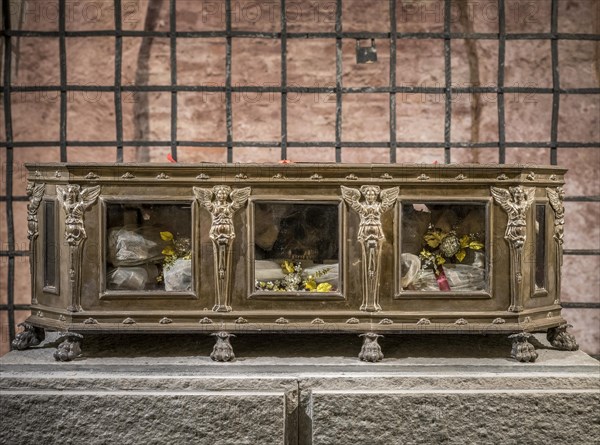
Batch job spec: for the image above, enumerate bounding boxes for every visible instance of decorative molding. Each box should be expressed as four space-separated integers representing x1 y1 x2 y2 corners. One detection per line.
417 173 430 181
58 315 66 322
491 186 535 312
342 185 399 312
159 317 173 324
455 173 467 181
34 170 42 178
346 317 360 324
275 317 289 324
272 173 287 180
549 174 558 181
311 318 325 325
122 317 136 325
83 317 98 324
57 185 101 312
380 173 393 180
235 317 248 324
121 172 135 179
497 174 509 180
156 172 170 180
235 173 248 180
492 318 506 325
345 174 358 180
199 317 213 324
194 185 251 313
526 172 536 181
455 318 468 325
379 318 393 325
310 173 323 180
196 173 210 180
416 318 431 325
36 311 44 318
55 171 62 178
84 172 100 180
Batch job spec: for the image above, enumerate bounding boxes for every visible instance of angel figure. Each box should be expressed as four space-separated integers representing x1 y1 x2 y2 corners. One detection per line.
57 185 102 246
546 186 565 304
26 182 45 305
342 185 399 311
56 184 101 312
491 185 535 312
194 185 251 312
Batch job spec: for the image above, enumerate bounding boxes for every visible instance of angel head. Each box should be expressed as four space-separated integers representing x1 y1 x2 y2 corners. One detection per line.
360 185 381 204
213 185 232 203
26 181 34 197
509 186 526 204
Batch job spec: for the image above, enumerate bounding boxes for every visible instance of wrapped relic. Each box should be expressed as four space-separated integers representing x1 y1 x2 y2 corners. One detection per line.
164 258 192 292
108 225 167 267
107 265 159 291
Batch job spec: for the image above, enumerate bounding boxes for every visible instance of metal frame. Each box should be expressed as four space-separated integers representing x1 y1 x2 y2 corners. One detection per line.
1 0 600 350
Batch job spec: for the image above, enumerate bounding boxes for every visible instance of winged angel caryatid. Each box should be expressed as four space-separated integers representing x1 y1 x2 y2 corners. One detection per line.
342 185 399 312
57 184 102 312
26 182 45 305
491 186 535 312
546 186 565 304
194 186 251 312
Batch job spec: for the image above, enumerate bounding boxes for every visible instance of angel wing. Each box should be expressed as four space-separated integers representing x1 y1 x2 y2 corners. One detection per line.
27 183 46 212
229 187 251 211
490 187 513 213
55 185 71 214
546 186 564 214
380 187 400 213
341 186 362 213
80 185 101 211
193 187 214 211
522 186 536 210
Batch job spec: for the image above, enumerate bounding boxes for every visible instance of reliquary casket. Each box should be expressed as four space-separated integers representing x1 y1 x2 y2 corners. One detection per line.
14 163 579 362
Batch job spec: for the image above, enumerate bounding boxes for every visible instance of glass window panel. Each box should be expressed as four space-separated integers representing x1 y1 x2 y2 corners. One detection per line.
43 200 57 289
254 202 340 294
535 204 547 291
401 203 487 293
105 203 192 292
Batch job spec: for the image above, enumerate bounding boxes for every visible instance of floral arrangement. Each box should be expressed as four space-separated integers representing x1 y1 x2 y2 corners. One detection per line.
256 260 334 292
156 231 191 283
419 225 484 272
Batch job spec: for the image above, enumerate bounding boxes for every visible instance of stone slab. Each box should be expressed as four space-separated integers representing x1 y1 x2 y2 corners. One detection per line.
1 333 599 444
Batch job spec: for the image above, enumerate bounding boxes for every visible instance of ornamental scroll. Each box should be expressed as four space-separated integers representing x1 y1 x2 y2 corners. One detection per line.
57 185 101 312
491 186 535 312
194 185 251 312
341 185 399 312
546 186 565 305
27 182 45 305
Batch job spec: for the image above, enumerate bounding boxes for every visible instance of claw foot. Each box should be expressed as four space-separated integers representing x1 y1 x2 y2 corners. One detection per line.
210 332 235 362
54 333 83 362
547 324 579 351
11 322 45 350
359 333 384 362
509 332 538 363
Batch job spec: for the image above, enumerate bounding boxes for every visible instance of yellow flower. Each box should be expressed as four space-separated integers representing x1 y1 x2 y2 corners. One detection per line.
317 283 333 292
435 255 446 266
455 249 467 262
469 241 484 250
424 230 444 248
305 278 317 291
459 235 471 249
162 246 175 256
160 231 174 241
282 260 295 274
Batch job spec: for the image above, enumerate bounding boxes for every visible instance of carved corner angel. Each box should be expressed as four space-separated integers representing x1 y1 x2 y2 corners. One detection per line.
341 185 399 312
194 186 251 312
490 186 535 249
57 185 102 245
546 186 565 305
26 182 46 240
491 185 535 312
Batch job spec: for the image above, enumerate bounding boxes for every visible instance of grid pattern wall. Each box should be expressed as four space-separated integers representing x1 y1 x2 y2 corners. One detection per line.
1 0 599 351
